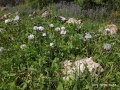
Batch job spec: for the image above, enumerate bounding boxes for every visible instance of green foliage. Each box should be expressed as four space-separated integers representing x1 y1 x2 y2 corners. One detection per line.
25 0 53 9
104 0 120 10
92 0 102 4
75 0 120 10
0 6 120 90
57 82 64 90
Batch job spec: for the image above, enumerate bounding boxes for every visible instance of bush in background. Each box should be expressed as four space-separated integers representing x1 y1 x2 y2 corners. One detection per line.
0 0 24 6
25 0 53 9
74 0 120 10
0 0 120 11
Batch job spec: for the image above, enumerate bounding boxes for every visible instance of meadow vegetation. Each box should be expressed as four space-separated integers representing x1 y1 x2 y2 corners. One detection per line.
0 0 120 90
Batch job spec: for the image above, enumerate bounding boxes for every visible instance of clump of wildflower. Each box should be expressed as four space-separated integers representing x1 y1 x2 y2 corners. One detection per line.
103 43 111 53
61 26 65 30
5 19 11 24
13 15 20 22
0 47 4 52
60 30 66 36
38 26 44 32
60 26 66 37
20 44 27 50
49 24 54 28
42 33 46 37
83 33 92 41
55 27 60 32
33 26 38 31
50 42 54 47
28 34 34 40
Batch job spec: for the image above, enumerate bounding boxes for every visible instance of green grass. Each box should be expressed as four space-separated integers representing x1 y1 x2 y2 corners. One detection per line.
0 10 120 90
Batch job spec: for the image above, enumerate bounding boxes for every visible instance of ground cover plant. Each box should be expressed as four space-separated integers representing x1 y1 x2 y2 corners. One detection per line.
0 1 120 90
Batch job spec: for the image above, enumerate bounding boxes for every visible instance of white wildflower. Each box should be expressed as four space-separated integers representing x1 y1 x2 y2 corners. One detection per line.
42 33 46 37
20 44 27 50
103 44 111 51
50 42 54 47
84 33 92 41
55 27 60 32
0 47 4 52
60 30 66 35
33 26 38 31
61 26 65 30
38 26 44 31
13 15 20 22
5 19 11 24
85 33 92 39
28 34 34 40
49 24 54 28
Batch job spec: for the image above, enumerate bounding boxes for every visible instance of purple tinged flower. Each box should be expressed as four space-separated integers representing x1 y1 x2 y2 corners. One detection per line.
83 33 92 42
103 44 111 51
85 33 92 39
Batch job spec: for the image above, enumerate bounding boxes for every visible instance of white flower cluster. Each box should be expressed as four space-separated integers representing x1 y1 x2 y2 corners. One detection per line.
55 26 66 36
5 15 20 24
42 33 46 37
55 27 60 32
50 42 54 47
83 33 92 41
33 26 44 32
13 15 20 22
28 34 34 40
20 44 27 50
103 44 111 50
33 26 46 37
60 26 66 36
49 24 54 28
5 19 11 24
62 57 104 81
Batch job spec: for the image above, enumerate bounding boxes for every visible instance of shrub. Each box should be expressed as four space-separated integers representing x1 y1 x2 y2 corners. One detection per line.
0 0 24 6
25 0 53 9
74 0 120 10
